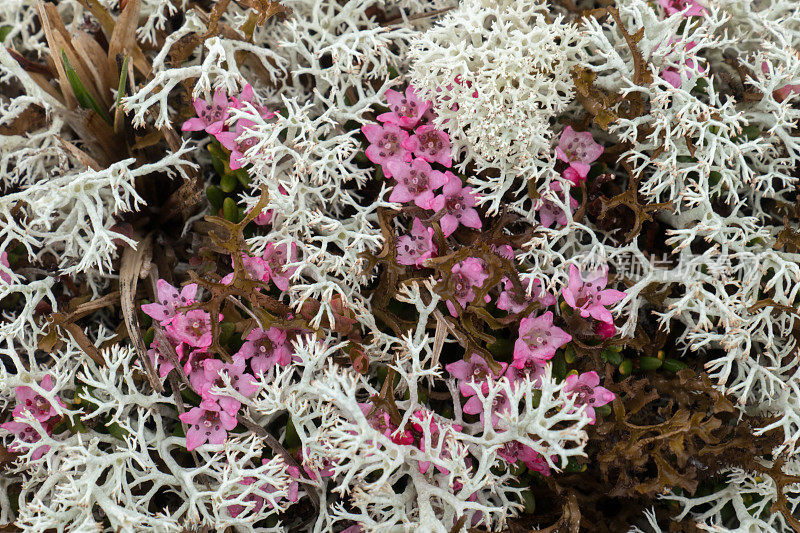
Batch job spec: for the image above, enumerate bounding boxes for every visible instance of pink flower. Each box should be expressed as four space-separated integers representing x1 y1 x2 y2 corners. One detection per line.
253 211 273 225
198 356 259 415
463 385 511 427
761 62 800 102
216 119 259 170
0 251 11 283
562 264 626 325
237 327 293 376
523 450 552 477
378 86 431 129
362 122 412 179
505 361 546 389
410 410 462 475
659 40 705 89
513 312 571 367
286 466 300 503
563 166 587 186
396 218 437 267
492 244 515 260
180 404 238 450
496 277 556 314
658 0 707 17
594 320 617 339
166 309 213 348
536 182 578 228
262 242 298 291
1 419 54 460
388 159 446 208
430 173 481 237
775 84 800 102
222 253 271 286
562 371 615 424
661 68 683 89
555 126 604 178
445 354 507 397
497 441 550 476
360 404 415 445
402 125 452 167
302 455 336 480
183 349 213 391
12 375 62 423
182 89 229 134
141 279 198 325
445 258 489 317
230 84 276 120
146 338 175 379
227 476 266 518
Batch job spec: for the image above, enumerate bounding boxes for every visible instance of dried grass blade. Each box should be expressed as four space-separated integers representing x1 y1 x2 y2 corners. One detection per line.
120 234 163 392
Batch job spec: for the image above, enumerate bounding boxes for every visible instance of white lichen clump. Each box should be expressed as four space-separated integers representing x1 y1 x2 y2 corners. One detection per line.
1 0 800 531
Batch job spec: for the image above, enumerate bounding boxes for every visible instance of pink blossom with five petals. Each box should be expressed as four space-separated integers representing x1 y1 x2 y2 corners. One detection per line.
378 86 431 129
555 126 604 177
513 311 572 367
445 353 508 397
396 218 437 267
237 327 293 376
562 371 615 424
387 159 446 208
445 257 489 317
182 89 229 134
362 122 412 179
430 172 481 237
180 404 238 450
496 277 556 314
141 279 198 325
562 264 626 325
402 125 452 167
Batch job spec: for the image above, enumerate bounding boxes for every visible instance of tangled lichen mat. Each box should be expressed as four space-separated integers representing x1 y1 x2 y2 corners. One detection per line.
1 0 799 531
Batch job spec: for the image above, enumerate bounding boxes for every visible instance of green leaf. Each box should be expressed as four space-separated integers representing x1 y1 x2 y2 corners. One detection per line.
143 327 155 347
661 358 687 372
61 50 111 124
219 321 236 345
601 347 623 366
222 197 239 222
0 25 12 43
284 418 301 450
234 168 251 187
520 490 536 513
206 185 225 210
116 56 130 109
220 172 238 193
106 421 129 440
639 356 663 371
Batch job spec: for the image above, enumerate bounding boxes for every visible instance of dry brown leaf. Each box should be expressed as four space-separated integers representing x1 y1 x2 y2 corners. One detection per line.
120 233 163 392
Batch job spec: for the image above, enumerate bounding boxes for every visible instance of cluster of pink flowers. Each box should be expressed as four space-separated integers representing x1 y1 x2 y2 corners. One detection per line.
182 84 275 170
535 126 603 229
439 261 623 471
363 86 481 268
142 245 300 451
221 242 298 292
1 375 63 460
359 84 622 481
